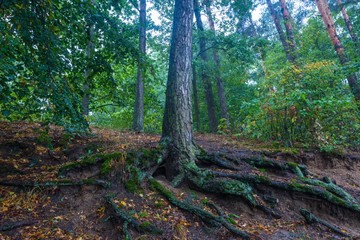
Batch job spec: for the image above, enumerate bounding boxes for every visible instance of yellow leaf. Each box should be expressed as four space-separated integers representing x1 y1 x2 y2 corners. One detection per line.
120 201 127 207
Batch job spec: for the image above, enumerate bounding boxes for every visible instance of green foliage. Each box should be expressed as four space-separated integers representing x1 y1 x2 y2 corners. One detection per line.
239 60 360 148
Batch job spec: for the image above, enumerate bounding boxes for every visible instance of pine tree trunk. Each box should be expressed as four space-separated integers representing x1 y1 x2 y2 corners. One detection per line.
316 0 360 103
194 0 218 133
336 0 360 56
133 0 146 132
82 0 96 116
265 0 294 63
161 0 195 181
204 0 230 128
192 63 201 132
279 0 297 61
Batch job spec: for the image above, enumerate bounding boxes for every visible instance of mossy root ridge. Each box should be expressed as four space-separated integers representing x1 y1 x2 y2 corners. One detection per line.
195 152 359 213
300 208 352 238
0 178 110 188
148 177 257 240
105 194 163 239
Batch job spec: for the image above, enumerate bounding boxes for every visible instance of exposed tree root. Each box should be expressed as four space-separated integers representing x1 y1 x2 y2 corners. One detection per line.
300 208 352 238
0 220 37 231
0 178 110 188
187 166 282 219
58 152 124 176
197 152 240 171
105 195 163 240
209 170 360 213
195 152 359 211
148 177 257 240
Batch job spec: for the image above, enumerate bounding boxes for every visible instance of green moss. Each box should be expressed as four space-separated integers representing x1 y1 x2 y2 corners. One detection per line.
287 162 299 168
59 152 123 176
227 217 237 225
100 158 113 175
200 197 209 205
125 179 140 193
255 175 270 184
137 211 149 218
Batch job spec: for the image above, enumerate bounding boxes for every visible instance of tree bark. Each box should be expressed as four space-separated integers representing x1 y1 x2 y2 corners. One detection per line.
279 0 297 61
194 0 218 133
336 0 360 56
161 0 195 181
265 0 294 63
133 0 146 132
82 1 96 116
204 0 230 128
192 63 201 131
316 0 360 103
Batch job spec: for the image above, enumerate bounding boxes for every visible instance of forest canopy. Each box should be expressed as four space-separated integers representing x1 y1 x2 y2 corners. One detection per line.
1 0 359 149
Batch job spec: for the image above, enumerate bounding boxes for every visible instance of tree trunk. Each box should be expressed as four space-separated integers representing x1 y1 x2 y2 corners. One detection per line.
265 0 294 63
133 0 146 132
204 0 230 128
279 0 297 61
161 0 195 181
316 0 360 103
82 1 96 116
192 63 201 132
194 0 218 133
336 0 360 56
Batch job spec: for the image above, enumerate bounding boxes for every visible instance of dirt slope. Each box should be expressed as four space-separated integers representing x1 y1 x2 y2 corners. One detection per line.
0 122 359 239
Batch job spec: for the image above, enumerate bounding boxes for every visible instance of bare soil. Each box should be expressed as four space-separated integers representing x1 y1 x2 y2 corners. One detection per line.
0 122 359 239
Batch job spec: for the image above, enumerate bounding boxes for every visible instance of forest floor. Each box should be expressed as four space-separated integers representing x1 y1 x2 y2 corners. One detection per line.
0 121 359 240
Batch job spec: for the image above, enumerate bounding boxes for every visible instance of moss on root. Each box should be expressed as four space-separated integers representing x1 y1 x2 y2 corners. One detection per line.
148 177 255 239
59 152 124 176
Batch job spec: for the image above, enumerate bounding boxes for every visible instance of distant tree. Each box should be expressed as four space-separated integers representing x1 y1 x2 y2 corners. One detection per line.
316 0 360 104
82 0 96 116
133 0 147 132
336 0 360 56
204 0 230 128
265 0 295 63
192 63 201 131
279 0 297 61
194 0 218 133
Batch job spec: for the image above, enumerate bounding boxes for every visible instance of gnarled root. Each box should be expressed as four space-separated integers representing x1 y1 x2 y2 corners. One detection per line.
300 208 351 238
0 178 110 188
105 195 162 240
148 177 257 240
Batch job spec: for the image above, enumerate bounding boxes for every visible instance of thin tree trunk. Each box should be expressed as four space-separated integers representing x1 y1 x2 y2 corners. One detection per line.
161 0 195 181
265 0 294 63
336 0 360 56
316 0 360 103
248 16 268 76
192 63 201 132
194 0 218 133
279 0 297 61
204 0 230 128
82 1 96 116
133 0 146 132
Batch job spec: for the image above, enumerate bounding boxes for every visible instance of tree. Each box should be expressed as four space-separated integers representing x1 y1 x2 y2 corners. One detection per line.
133 0 147 132
194 0 218 133
336 0 360 56
204 0 230 128
316 0 360 103
279 0 297 61
82 0 96 116
265 0 295 63
192 63 201 131
161 0 195 181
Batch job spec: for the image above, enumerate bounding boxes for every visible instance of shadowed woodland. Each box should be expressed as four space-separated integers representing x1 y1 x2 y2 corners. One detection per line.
1 0 360 239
